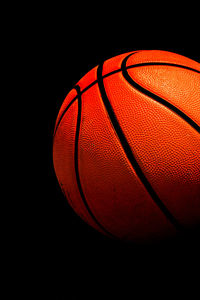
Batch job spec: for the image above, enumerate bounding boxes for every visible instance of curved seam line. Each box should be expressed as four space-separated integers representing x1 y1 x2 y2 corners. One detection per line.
73 85 118 239
97 60 184 232
54 60 200 138
122 53 200 134
127 62 200 74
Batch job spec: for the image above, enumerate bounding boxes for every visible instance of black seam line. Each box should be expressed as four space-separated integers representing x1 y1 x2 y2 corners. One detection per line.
80 62 200 97
97 62 184 232
53 61 200 138
73 85 118 239
122 54 200 134
128 62 200 73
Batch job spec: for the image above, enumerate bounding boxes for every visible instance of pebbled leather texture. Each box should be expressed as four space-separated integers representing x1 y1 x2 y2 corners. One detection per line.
53 50 200 243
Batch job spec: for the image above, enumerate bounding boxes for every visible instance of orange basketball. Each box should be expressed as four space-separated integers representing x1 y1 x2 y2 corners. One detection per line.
53 50 200 243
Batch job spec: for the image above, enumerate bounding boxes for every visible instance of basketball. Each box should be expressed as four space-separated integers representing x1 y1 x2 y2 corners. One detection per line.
53 50 200 243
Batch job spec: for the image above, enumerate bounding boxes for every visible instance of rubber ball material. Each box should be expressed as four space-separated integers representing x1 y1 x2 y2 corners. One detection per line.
53 50 200 243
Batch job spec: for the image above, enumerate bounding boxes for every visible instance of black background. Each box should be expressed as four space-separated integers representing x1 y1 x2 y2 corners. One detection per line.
44 6 200 298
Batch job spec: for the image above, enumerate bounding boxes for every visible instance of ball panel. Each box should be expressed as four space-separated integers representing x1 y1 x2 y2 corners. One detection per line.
126 50 200 71
103 71 200 227
78 83 177 242
127 66 200 126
